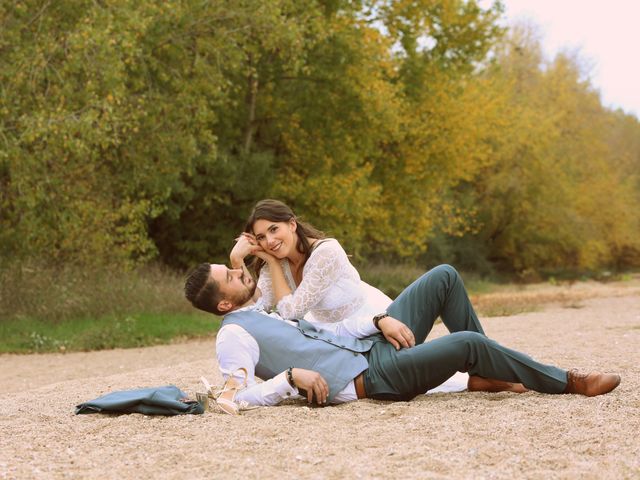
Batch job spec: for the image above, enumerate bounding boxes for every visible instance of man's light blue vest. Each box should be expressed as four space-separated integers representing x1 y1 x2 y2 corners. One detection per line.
222 310 374 401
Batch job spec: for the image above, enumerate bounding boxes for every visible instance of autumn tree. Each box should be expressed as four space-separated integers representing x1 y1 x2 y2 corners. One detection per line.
439 23 640 274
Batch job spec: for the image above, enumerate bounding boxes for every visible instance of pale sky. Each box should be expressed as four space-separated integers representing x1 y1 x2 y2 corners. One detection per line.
500 0 640 117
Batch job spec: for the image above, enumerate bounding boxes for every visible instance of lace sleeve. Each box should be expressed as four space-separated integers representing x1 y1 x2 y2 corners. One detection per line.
256 264 276 311
276 240 350 320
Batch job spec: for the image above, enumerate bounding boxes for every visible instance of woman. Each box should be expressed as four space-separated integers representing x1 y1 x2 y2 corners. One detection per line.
229 199 391 337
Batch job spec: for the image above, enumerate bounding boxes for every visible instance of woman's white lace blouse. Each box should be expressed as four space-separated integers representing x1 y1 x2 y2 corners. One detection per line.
256 239 389 324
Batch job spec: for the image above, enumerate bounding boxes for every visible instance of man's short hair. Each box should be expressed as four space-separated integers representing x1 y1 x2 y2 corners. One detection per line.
184 263 225 315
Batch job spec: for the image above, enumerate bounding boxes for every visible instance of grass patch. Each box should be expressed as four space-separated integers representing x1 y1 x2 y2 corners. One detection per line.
472 276 640 317
473 298 542 317
0 261 197 323
357 262 426 299
357 262 501 299
358 262 640 318
0 261 221 353
0 312 219 353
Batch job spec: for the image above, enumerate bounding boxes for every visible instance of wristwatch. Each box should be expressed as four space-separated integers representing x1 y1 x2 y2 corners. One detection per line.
286 367 295 387
372 313 389 330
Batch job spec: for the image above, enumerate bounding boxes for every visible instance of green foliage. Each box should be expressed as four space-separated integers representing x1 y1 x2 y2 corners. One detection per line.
1 0 228 265
1 1 639 277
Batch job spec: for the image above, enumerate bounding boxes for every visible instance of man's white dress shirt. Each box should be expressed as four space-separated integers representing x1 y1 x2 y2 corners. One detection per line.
215 304 380 406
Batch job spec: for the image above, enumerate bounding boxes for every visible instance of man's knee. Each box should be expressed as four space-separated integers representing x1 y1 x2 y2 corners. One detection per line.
428 264 460 283
450 330 485 346
449 331 488 371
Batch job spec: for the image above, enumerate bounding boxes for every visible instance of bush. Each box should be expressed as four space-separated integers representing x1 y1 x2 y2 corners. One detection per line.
0 261 194 323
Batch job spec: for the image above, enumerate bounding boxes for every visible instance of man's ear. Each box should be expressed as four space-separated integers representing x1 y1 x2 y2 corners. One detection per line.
217 299 233 313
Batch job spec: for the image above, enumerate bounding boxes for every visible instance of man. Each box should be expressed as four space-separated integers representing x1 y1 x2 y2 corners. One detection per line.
184 263 621 406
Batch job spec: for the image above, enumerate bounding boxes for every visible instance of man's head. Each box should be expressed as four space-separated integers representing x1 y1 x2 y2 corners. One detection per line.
184 263 256 315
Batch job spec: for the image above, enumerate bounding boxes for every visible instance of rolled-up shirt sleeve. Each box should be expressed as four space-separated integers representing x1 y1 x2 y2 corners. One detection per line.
216 324 299 406
313 313 380 338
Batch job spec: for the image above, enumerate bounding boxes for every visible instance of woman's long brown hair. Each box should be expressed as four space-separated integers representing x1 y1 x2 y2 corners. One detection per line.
244 199 325 277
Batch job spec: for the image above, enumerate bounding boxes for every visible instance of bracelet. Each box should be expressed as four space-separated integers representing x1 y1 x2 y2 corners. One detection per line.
286 367 295 388
372 313 389 330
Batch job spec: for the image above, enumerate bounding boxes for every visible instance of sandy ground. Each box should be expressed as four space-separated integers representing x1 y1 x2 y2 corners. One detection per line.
1 289 639 479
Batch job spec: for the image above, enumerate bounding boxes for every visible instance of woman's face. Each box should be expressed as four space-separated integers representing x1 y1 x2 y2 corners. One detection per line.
252 218 297 259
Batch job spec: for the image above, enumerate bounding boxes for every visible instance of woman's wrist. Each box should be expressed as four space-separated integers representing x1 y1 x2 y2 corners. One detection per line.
229 254 245 269
262 254 279 266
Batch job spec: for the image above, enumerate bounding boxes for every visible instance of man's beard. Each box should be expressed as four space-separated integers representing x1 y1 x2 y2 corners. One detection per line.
231 273 257 306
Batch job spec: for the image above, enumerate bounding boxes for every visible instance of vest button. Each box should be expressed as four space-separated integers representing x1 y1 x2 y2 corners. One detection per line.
353 352 358 356
327 339 333 343
312 335 318 338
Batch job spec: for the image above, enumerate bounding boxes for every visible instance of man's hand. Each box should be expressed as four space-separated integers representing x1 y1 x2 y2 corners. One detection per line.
378 316 415 350
291 368 329 405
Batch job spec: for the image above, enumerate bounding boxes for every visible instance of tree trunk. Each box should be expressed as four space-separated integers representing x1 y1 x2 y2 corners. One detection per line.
243 68 258 155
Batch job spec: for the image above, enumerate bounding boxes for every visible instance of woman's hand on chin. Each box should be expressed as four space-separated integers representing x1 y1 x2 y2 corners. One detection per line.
253 248 278 265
